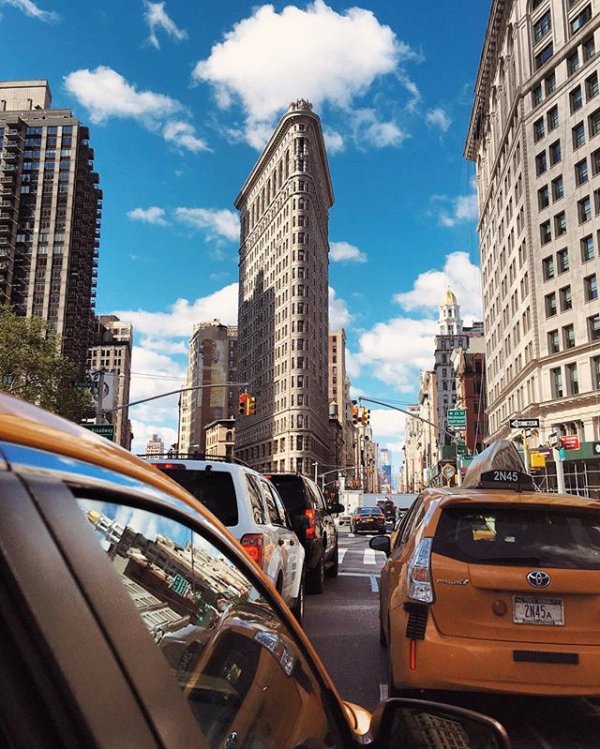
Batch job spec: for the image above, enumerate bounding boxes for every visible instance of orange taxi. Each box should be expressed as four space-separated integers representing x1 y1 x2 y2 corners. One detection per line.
372 440 600 697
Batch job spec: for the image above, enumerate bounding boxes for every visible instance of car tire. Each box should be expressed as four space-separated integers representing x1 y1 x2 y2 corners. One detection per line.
325 544 339 578
306 551 325 594
290 569 305 626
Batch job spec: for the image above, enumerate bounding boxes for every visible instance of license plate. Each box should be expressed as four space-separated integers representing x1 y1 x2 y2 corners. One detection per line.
513 595 564 626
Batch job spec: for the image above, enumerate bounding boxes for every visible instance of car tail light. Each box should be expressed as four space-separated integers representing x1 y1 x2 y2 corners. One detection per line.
304 508 316 539
153 463 186 470
407 537 434 604
240 533 264 568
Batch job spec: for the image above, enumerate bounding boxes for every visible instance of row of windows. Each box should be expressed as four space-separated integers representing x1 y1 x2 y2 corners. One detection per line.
550 354 600 398
544 274 598 318
532 30 596 105
543 234 596 280
548 313 600 353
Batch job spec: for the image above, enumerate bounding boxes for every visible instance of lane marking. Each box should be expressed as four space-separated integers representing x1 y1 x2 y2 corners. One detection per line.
338 571 380 578
364 549 377 565
370 574 379 593
338 548 348 563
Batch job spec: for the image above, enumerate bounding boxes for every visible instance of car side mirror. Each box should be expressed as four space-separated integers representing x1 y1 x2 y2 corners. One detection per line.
370 698 511 749
369 534 391 556
329 503 344 515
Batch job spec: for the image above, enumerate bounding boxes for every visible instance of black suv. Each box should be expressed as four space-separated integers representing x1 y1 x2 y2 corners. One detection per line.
265 473 344 594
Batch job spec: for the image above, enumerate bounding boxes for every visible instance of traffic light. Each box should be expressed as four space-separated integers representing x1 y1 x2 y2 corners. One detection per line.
238 392 247 415
246 394 256 416
352 404 359 425
361 408 370 426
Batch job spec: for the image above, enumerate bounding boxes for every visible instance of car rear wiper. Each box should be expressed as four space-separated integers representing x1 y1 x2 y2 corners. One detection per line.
479 555 543 565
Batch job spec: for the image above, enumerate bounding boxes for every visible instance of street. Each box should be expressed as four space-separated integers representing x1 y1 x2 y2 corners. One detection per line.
304 526 600 749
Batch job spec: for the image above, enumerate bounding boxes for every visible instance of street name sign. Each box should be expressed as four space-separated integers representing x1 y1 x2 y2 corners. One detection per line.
508 418 540 429
73 380 94 388
82 423 115 441
447 409 467 428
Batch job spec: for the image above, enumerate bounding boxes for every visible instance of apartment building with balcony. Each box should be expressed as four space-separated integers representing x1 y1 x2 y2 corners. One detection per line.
465 0 600 447
0 80 102 373
234 100 334 473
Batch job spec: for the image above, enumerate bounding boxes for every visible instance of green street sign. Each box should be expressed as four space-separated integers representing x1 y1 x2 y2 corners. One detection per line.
82 423 115 440
447 408 467 427
455 441 467 456
170 574 189 597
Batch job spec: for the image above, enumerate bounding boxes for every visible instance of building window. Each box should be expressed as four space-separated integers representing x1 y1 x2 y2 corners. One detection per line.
592 148 600 176
538 184 550 209
551 367 564 397
592 356 600 389
552 175 564 199
547 105 559 131
549 140 561 164
540 220 552 244
536 43 554 70
563 324 576 349
585 273 598 300
570 5 592 36
559 285 573 311
570 85 583 112
589 313 600 341
582 35 596 61
586 72 599 100
534 117 545 141
534 10 552 43
589 109 600 138
578 195 592 222
548 329 560 353
545 72 557 94
575 158 589 184
554 211 567 236
557 248 569 273
532 83 543 107
545 291 557 316
568 50 580 75
543 254 555 280
536 151 547 174
581 234 595 261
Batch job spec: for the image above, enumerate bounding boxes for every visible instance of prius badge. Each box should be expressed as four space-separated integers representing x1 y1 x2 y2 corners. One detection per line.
527 570 551 588
436 578 470 586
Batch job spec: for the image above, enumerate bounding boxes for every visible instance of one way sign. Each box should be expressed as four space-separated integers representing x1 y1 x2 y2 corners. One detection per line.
509 418 540 429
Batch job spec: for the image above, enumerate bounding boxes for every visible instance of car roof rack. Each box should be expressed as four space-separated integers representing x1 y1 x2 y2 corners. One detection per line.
462 440 535 492
137 452 250 467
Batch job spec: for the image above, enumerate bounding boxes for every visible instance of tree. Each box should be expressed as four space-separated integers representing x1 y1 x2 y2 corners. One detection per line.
0 307 94 422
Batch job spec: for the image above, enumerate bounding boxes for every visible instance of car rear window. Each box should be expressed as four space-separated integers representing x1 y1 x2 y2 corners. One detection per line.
356 507 382 516
433 505 600 569
157 468 238 526
267 476 307 514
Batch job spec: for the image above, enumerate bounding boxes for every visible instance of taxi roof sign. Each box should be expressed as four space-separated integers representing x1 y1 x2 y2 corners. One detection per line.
462 440 535 492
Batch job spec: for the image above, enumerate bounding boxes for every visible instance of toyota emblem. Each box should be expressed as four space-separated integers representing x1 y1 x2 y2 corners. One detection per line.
527 570 551 588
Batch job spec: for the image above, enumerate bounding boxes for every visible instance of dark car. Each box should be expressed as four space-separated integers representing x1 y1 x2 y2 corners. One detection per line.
265 473 344 594
377 498 397 522
351 506 386 535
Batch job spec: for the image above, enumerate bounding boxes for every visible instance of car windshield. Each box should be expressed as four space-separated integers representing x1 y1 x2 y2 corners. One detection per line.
433 505 600 569
157 468 239 526
267 476 306 514
356 507 382 516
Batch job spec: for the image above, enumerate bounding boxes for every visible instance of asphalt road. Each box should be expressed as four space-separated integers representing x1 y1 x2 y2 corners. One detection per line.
304 526 600 748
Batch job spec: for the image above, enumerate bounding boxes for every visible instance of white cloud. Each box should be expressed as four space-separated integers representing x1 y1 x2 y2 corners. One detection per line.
425 107 451 132
394 251 482 321
139 337 188 354
64 66 206 153
330 241 367 264
114 283 239 338
174 207 239 242
352 108 407 148
369 409 406 441
131 420 178 456
0 0 57 22
323 129 345 154
328 286 352 330
192 1 415 147
355 317 437 391
144 1 187 49
127 206 167 225
163 120 209 152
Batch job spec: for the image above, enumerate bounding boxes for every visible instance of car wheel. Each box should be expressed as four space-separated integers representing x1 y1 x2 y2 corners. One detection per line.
325 543 339 578
306 551 325 594
290 569 305 626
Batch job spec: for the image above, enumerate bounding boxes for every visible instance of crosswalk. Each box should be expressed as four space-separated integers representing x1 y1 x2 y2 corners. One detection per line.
336 545 386 591
337 547 382 566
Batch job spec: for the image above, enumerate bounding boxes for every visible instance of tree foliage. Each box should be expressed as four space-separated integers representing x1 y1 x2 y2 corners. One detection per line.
0 307 94 422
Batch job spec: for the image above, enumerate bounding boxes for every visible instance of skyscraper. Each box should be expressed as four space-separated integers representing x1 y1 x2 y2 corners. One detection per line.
178 320 238 455
465 2 600 445
235 100 334 474
0 80 101 373
87 315 133 448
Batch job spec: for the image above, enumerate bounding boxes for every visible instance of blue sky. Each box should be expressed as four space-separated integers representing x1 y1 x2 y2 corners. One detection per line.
2 0 490 468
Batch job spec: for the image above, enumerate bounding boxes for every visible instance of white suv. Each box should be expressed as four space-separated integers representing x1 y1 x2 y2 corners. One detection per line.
146 457 306 623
